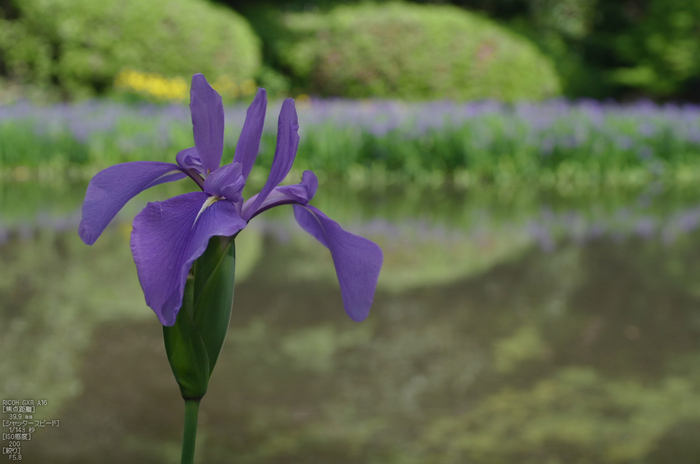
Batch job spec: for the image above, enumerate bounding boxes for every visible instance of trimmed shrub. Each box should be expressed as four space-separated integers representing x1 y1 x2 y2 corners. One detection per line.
0 0 261 98
274 2 561 100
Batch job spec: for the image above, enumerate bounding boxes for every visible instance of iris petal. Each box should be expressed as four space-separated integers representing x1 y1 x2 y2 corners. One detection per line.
242 170 318 221
204 163 245 203
131 192 247 326
244 99 299 216
190 74 224 174
293 205 383 322
233 88 267 180
79 161 187 245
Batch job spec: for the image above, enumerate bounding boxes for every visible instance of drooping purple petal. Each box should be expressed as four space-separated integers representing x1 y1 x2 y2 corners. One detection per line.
204 162 246 203
79 161 187 245
242 170 318 221
233 88 267 180
244 99 300 216
293 205 383 322
190 73 224 174
130 192 247 326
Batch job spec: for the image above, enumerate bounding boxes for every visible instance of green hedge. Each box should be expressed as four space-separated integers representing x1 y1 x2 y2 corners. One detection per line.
0 0 261 98
274 2 561 100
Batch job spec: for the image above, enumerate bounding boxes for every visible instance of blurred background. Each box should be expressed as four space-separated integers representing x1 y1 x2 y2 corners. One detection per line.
3 0 700 462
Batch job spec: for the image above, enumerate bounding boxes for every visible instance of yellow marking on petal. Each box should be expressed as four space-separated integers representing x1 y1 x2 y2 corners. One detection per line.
194 195 221 226
149 169 181 185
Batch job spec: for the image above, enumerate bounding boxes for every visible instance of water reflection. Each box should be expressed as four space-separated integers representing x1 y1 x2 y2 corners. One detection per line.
3 183 700 463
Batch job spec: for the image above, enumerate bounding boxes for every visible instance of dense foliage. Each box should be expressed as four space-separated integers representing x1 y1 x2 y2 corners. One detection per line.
272 3 561 100
612 0 700 98
0 0 261 99
420 0 700 101
4 0 694 102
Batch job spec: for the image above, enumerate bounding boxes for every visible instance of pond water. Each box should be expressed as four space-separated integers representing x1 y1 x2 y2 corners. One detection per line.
3 179 700 463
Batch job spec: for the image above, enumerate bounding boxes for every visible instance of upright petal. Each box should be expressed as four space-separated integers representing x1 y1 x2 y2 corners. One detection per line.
190 74 224 174
242 170 318 221
245 99 300 215
130 192 247 326
79 161 187 245
293 205 383 322
233 88 267 180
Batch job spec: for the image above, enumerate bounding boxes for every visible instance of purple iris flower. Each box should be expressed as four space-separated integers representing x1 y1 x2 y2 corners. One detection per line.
79 74 383 326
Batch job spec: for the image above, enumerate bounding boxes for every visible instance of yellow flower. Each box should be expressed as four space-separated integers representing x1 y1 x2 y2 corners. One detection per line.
114 69 188 101
115 69 253 102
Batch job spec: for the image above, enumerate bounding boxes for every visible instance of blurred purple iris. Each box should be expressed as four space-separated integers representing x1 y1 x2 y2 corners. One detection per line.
79 74 383 326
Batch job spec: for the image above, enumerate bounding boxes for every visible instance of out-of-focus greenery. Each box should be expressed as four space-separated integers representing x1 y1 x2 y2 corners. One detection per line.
0 0 261 100
272 2 560 100
612 0 700 98
505 0 607 98
218 0 700 101
2 0 700 101
451 0 700 100
2 99 700 189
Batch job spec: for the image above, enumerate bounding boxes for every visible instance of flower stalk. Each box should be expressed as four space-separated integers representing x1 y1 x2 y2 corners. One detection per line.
181 399 201 464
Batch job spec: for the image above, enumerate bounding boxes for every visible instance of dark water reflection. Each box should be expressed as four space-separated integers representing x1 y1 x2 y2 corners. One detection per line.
4 182 700 463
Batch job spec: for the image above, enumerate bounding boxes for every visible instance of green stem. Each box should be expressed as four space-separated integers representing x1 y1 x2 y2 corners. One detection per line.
181 399 200 464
